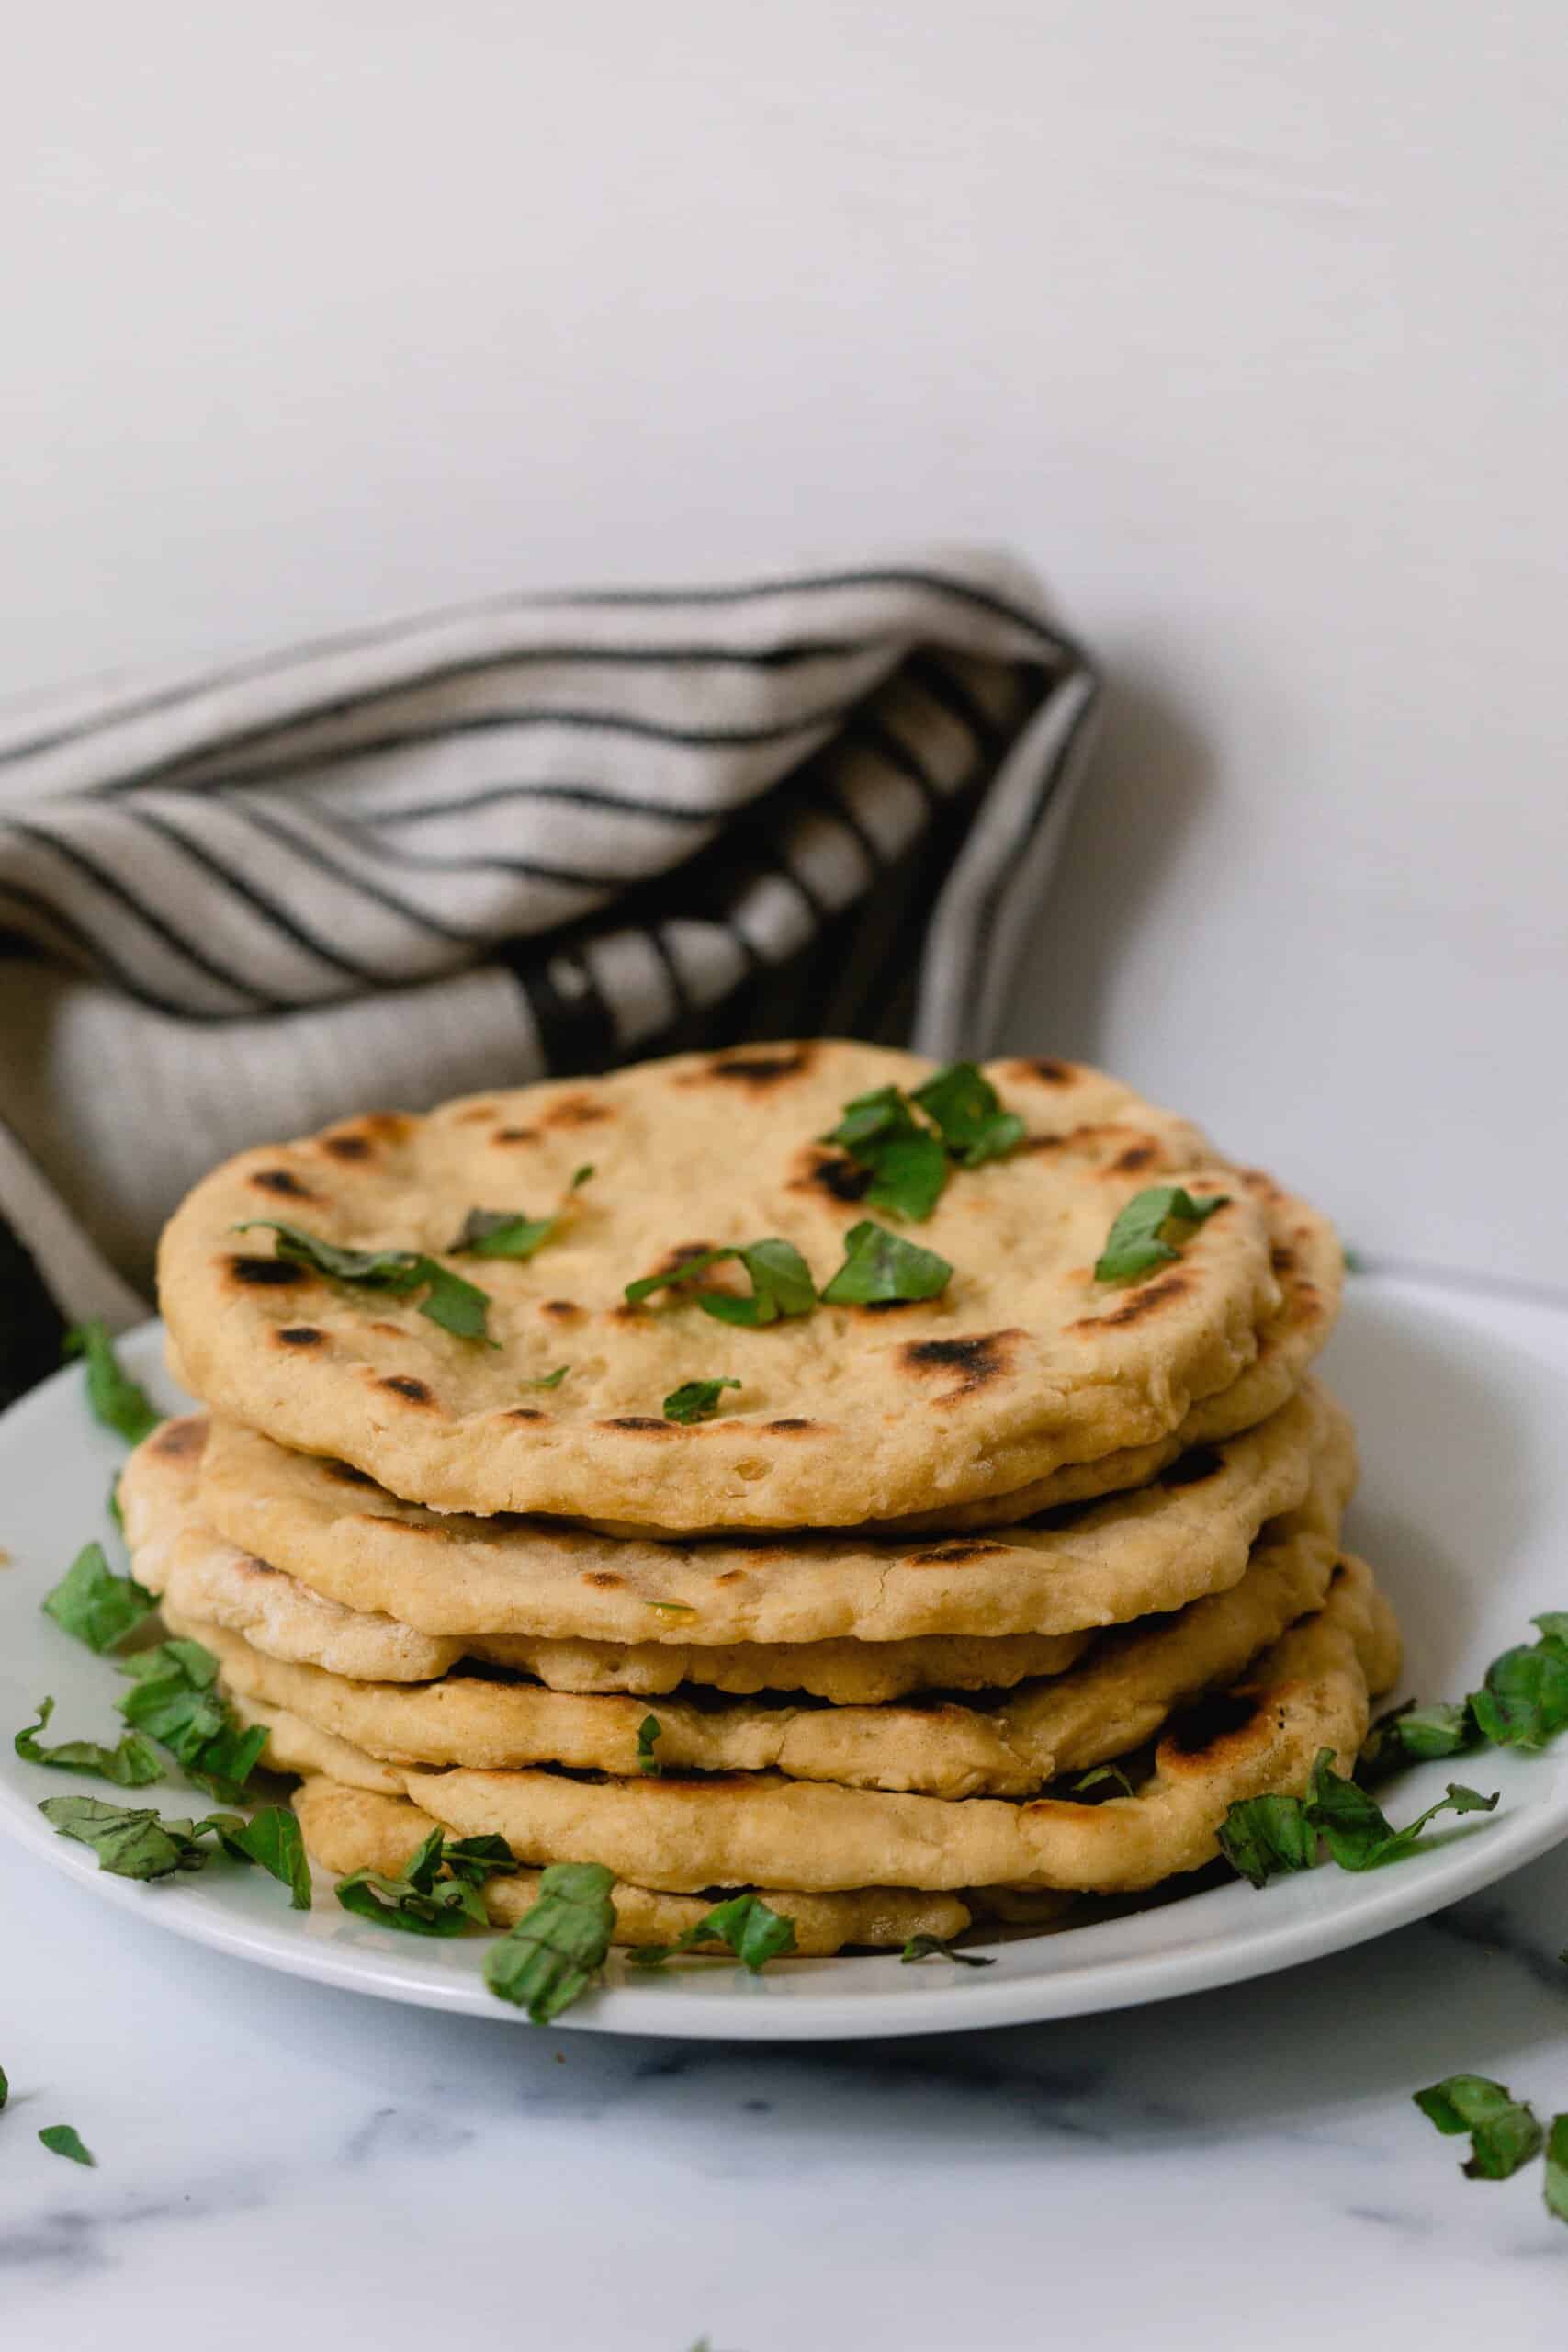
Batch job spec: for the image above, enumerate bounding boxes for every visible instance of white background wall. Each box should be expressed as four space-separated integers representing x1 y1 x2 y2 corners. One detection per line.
5 3 1564 1281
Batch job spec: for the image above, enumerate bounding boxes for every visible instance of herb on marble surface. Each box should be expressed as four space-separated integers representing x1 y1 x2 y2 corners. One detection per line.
15 1696 163 1788
662 1378 741 1424
232 1221 494 1342
1093 1186 1229 1286
0 2062 7 2109
63 1320 160 1445
900 1934 996 1968
1545 2115 1568 2225
41 1541 156 1653
39 2125 95 2166
1415 2075 1545 2180
485 1860 617 2022
628 1892 796 1974
819 1220 953 1306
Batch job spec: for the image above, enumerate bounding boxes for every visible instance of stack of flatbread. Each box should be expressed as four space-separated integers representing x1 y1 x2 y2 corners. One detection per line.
125 1045 1400 1957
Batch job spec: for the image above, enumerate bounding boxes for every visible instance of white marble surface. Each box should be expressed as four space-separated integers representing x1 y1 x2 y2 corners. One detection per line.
1 1780 1563 2342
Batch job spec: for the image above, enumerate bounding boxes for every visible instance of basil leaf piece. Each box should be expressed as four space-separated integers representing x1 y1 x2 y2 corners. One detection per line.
1545 2114 1568 2226
217 1805 312 1909
1533 1612 1568 1652
15 1698 164 1789
662 1378 741 1425
1308 1751 1498 1871
900 1933 996 1968
1071 1763 1135 1799
1469 1642 1568 1750
821 1085 921 1159
1093 1186 1230 1286
454 1209 560 1261
910 1063 1025 1168
63 1320 160 1446
485 1860 617 2021
1359 1699 1479 1781
820 1084 950 1221
39 2124 95 2167
525 1365 570 1390
1217 1792 1318 1888
335 1860 488 1938
454 1165 592 1261
441 1834 519 1887
0 2063 7 2109
40 1793 204 1880
637 1714 663 1776
40 1542 156 1655
1414 2075 1545 2180
647 1599 695 1620
628 1892 796 1974
627 1239 817 1328
116 1638 268 1804
861 1131 950 1222
820 1221 953 1306
233 1222 493 1344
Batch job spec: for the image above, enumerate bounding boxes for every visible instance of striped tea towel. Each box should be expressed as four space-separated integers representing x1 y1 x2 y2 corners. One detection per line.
0 548 1099 1396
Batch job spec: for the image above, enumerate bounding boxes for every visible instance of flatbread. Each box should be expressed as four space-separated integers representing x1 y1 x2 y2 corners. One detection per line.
157 1044 1295 1529
291 1779 976 1954
168 1505 1346 1800
192 1380 1349 1646
120 1418 1089 1702
395 1562 1400 1892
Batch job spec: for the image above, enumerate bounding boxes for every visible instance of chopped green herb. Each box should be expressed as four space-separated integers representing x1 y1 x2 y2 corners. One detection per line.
15 1697 163 1789
216 1805 312 1909
116 1638 269 1804
107 1477 125 1534
1071 1763 1135 1799
1220 1750 1499 1887
525 1365 570 1390
1545 2114 1568 2225
1415 2075 1544 2180
1307 1757 1497 1871
1216 1791 1321 1889
1359 1699 1479 1781
910 1062 1026 1169
1468 1641 1568 1750
1534 1613 1568 1651
335 1826 490 1936
0 2063 8 2109
63 1321 159 1445
39 2125 95 2167
662 1378 741 1425
627 1238 817 1329
820 1084 950 1221
485 1860 617 2021
39 1793 228 1881
819 1220 953 1306
440 1834 519 1888
233 1221 493 1343
1342 1245 1368 1274
628 1892 796 1974
454 1165 593 1260
646 1600 696 1620
1094 1186 1230 1285
40 1542 156 1655
637 1714 663 1776
900 1933 997 1968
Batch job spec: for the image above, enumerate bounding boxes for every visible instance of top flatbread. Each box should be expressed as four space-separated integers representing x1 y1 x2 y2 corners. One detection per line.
157 1043 1302 1530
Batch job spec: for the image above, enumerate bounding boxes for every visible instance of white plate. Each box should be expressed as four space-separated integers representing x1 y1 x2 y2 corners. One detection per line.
1 1277 1565 2041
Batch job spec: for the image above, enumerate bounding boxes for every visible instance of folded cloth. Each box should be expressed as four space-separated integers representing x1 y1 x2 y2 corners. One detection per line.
0 548 1099 1378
